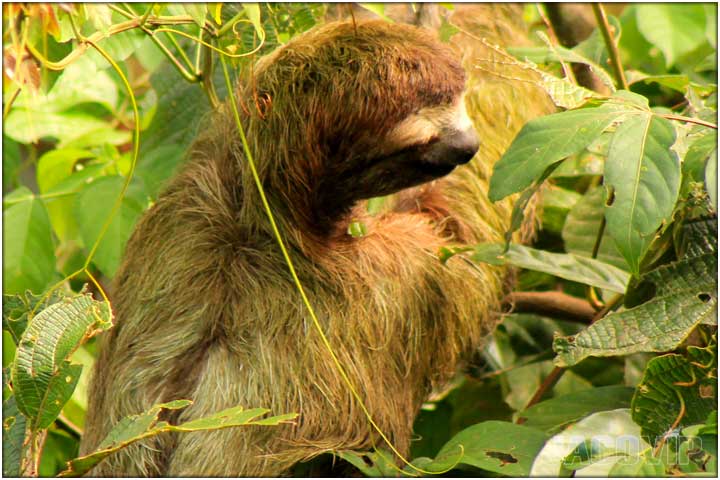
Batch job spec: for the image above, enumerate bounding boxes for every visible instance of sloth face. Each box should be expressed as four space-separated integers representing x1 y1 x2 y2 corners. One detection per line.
357 93 479 198
250 21 476 228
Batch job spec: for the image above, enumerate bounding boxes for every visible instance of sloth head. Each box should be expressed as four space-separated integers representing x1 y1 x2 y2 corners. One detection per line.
242 21 479 231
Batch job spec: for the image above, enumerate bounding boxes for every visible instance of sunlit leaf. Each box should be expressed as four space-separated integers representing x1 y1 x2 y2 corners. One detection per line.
2 187 56 295
604 114 680 275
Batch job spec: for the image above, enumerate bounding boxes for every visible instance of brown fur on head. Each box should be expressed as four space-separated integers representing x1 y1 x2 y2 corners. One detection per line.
81 14 553 477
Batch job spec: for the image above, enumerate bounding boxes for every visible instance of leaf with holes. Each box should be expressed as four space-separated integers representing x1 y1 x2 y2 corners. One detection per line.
631 343 717 446
418 421 548 476
2 396 26 477
58 401 297 477
604 113 680 275
554 219 717 366
11 291 112 430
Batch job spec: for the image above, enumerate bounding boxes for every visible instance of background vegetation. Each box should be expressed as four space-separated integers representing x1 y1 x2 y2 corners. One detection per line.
2 3 717 477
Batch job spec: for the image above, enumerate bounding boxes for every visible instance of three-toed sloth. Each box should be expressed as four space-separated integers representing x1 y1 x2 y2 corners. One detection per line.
82 9 553 477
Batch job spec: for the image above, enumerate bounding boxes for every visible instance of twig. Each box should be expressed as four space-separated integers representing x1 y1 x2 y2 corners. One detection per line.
660 113 718 130
516 366 565 422
57 413 83 438
592 3 628 90
535 3 576 84
504 291 595 323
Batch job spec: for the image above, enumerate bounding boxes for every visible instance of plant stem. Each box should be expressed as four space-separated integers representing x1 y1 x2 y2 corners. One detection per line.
517 366 565 420
661 113 718 130
592 3 628 90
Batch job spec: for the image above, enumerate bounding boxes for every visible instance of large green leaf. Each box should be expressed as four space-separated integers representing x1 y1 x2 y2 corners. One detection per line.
11 291 112 430
489 104 631 201
421 421 548 476
2 396 26 477
58 401 297 477
604 114 680 275
2 187 56 295
75 176 147 278
517 386 635 434
631 343 717 446
562 187 629 271
554 219 717 366
36 148 95 242
636 4 711 67
459 243 629 293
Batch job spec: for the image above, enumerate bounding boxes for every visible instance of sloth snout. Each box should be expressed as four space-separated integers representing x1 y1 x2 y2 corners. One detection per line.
422 127 480 167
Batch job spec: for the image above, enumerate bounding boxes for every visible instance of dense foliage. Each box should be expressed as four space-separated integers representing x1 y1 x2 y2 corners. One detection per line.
2 3 717 477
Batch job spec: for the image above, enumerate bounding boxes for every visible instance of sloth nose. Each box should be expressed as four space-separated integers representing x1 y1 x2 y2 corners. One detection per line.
422 127 480 167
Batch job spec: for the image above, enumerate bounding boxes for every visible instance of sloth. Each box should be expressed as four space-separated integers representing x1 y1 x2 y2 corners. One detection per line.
81 14 553 477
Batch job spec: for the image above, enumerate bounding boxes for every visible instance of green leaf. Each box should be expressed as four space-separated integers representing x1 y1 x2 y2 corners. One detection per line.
531 409 651 476
554 219 717 366
467 243 630 293
561 438 625 471
489 104 630 201
135 145 185 199
631 345 717 446
626 71 691 93
540 186 582 234
420 421 548 476
243 3 265 41
4 110 129 147
605 114 680 275
2 396 27 477
336 449 399 477
636 4 711 67
3 289 65 345
75 176 147 278
2 187 56 295
518 386 635 434
608 451 665 476
684 131 717 184
58 401 296 477
36 148 95 241
11 291 112 430
184 4 207 27
562 187 629 271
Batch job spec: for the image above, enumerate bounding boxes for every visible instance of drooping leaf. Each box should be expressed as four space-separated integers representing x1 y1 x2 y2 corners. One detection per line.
631 343 717 446
465 243 630 293
604 113 680 275
2 187 56 295
2 396 27 477
517 386 635 434
58 401 297 477
75 176 148 278
554 219 717 366
489 104 631 201
11 291 112 430
419 421 548 476
562 187 629 271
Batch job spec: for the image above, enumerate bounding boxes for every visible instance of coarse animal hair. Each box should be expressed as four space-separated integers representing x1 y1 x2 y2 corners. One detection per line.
82 8 553 477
